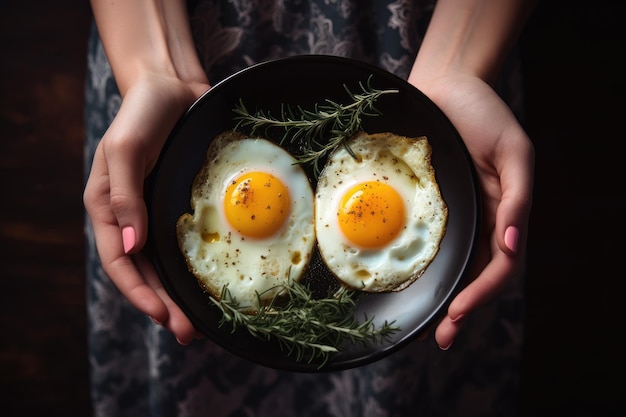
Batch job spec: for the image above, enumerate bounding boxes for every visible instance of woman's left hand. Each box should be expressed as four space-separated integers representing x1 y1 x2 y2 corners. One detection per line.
411 72 534 350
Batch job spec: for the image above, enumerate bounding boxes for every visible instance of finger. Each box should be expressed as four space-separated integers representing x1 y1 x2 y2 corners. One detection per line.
449 244 515 313
434 133 532 349
496 126 535 256
101 86 182 253
89 216 169 323
108 255 170 323
434 248 512 349
434 314 466 350
102 115 152 254
85 146 169 323
431 240 489 348
137 254 197 344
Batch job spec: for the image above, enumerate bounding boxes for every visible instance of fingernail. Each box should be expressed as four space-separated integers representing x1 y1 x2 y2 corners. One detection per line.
122 226 136 254
150 316 163 325
440 341 453 351
504 226 519 254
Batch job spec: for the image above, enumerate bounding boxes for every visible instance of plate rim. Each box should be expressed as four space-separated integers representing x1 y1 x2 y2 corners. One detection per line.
147 54 481 372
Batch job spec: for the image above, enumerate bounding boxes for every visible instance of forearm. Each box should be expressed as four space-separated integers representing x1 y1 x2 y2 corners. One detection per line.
90 0 206 95
410 0 535 86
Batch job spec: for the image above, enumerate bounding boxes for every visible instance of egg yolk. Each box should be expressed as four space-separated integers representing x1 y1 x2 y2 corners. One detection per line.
224 171 291 239
338 181 405 248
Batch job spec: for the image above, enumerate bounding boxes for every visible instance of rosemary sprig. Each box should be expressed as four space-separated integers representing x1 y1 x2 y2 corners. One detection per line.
232 76 399 176
209 281 399 368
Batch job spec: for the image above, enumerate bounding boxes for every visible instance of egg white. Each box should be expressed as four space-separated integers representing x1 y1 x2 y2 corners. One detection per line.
315 131 448 292
176 131 315 311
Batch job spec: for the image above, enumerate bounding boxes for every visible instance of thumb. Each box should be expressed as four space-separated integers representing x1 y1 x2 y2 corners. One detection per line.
84 142 168 324
496 128 534 256
102 102 162 254
106 145 149 254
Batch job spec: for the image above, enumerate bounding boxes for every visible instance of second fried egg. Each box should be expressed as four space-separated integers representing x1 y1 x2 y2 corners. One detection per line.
315 131 448 292
176 131 315 311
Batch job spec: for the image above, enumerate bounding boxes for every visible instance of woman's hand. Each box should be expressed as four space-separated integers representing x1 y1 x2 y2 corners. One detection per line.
84 73 209 344
411 72 534 350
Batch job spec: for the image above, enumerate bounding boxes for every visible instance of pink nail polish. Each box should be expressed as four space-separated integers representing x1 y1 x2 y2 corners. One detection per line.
122 226 136 254
504 226 519 254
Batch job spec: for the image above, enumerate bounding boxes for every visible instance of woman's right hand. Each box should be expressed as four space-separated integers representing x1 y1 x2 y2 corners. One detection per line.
84 73 210 344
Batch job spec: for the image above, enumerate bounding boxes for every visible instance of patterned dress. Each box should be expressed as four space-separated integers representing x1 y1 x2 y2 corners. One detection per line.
84 1 525 416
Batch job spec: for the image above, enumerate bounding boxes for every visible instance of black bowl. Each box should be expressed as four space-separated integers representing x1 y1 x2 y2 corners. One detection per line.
147 55 479 372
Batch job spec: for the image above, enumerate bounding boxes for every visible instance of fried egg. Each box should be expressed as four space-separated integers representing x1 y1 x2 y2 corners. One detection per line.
176 130 315 311
315 131 448 292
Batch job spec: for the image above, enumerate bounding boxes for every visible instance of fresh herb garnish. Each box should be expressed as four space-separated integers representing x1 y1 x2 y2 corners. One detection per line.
209 281 399 368
233 76 399 176
222 77 400 367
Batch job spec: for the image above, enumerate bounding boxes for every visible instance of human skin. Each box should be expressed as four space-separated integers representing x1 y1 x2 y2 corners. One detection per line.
84 0 535 348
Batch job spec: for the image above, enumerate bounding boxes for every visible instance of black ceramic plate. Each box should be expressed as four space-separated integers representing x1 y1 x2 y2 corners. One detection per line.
147 55 479 372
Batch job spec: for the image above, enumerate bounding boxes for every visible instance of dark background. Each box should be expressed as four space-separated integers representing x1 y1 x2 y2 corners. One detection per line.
1 0 624 416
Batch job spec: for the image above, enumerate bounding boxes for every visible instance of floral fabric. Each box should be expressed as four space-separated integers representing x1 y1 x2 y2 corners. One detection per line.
84 1 525 416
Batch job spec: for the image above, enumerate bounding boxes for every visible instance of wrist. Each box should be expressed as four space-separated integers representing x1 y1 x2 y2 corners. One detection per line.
91 0 207 96
408 0 533 89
